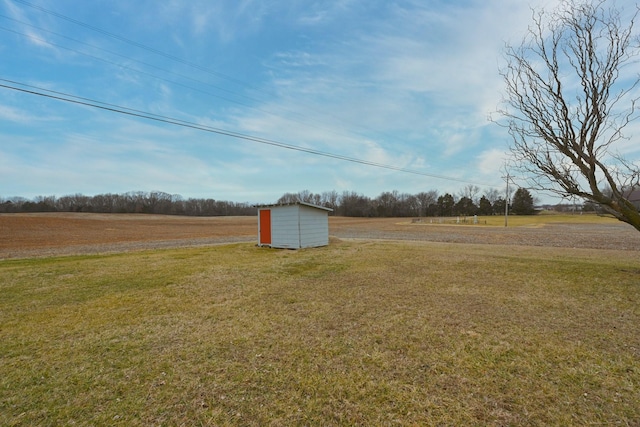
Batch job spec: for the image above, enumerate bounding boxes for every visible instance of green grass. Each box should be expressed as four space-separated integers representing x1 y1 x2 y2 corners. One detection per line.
500 211 621 226
418 212 621 227
1 241 639 425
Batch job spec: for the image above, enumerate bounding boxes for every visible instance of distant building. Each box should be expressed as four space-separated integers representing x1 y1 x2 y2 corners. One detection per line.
256 202 333 249
628 189 640 210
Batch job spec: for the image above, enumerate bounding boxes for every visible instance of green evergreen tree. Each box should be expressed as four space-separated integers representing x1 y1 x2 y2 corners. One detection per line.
511 188 535 215
437 193 455 216
454 196 476 216
478 195 493 215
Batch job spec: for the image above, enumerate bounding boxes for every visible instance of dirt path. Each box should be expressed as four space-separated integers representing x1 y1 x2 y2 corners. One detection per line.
1 213 639 259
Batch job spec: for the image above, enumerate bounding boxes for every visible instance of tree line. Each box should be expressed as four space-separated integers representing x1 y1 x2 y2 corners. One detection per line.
0 186 537 217
0 192 255 216
276 186 535 216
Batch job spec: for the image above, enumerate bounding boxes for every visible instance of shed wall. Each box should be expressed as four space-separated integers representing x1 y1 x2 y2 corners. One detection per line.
299 205 329 248
271 205 303 249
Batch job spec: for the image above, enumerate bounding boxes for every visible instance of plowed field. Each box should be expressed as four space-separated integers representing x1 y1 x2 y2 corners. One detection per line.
1 212 639 259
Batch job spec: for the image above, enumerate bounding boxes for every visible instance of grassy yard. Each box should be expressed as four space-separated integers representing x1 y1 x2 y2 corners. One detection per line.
1 239 639 425
492 212 623 226
423 212 623 227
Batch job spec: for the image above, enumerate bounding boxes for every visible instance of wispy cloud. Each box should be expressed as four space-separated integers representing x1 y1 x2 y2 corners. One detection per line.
0 0 61 50
0 104 37 123
151 0 271 43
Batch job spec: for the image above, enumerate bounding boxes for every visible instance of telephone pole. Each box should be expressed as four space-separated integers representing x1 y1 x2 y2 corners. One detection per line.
503 171 510 227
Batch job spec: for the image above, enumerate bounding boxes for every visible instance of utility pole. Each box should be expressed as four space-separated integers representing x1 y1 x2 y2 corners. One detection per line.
503 171 510 227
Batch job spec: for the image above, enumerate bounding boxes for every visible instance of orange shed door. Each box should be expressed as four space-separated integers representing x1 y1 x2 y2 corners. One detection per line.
259 209 271 245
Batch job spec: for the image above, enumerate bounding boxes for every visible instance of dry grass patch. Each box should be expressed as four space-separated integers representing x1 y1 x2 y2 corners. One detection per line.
409 212 621 227
1 241 639 425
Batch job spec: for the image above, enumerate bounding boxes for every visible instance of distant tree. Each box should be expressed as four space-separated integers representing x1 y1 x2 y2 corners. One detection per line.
148 191 172 214
484 188 501 205
311 192 322 206
415 190 438 216
375 191 397 217
459 184 480 205
25 196 56 212
493 197 507 215
0 199 14 213
200 198 217 216
321 190 339 212
477 195 493 215
436 193 455 216
170 194 185 215
401 193 421 217
277 192 298 204
297 190 314 203
455 196 477 216
339 191 372 217
511 188 536 215
276 190 320 205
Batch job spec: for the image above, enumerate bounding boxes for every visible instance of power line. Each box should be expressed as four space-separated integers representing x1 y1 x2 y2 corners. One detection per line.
0 24 276 115
6 0 407 152
0 21 397 148
0 15 264 104
0 78 496 187
10 0 254 91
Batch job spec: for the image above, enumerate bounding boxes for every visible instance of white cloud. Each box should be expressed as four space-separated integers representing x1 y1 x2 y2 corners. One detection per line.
477 147 509 177
0 104 36 123
152 0 271 43
252 0 540 169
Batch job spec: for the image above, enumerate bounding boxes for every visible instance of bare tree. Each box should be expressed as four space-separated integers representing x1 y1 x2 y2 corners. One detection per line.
459 184 481 205
483 188 501 205
415 190 438 216
499 0 640 231
297 190 314 203
277 192 298 204
321 190 339 211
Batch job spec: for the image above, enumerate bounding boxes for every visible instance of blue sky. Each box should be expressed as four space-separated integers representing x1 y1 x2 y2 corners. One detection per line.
0 0 565 204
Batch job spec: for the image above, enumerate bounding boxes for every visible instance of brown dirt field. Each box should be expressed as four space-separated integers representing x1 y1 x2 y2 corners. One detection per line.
0 213 257 259
1 213 639 259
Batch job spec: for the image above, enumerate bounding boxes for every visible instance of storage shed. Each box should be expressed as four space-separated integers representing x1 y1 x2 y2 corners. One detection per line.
256 202 333 249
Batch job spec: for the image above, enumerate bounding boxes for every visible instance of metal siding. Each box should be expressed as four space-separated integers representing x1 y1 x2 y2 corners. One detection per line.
299 205 329 248
270 205 301 248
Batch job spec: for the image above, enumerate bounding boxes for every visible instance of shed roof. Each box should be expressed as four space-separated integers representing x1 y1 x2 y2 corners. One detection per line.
255 201 333 212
